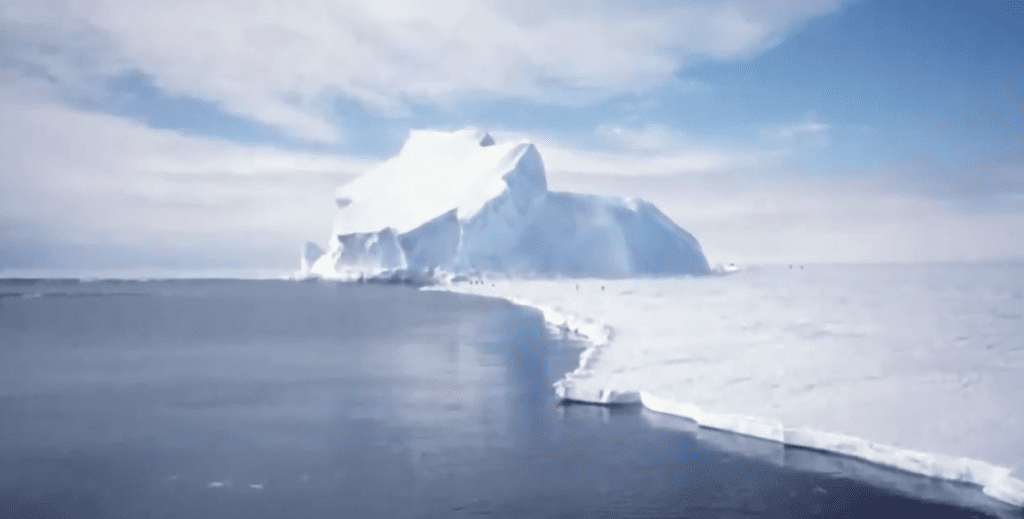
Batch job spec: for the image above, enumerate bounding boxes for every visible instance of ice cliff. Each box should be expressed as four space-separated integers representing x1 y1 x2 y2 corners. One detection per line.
303 128 710 279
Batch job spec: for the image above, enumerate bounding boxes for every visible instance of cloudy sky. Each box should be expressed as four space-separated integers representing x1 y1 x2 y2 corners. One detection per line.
1 0 1022 273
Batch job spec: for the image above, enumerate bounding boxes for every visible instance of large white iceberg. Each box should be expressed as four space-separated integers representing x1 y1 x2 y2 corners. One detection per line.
303 128 709 279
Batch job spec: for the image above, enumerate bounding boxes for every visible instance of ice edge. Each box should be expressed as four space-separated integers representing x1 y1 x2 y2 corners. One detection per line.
431 283 1024 509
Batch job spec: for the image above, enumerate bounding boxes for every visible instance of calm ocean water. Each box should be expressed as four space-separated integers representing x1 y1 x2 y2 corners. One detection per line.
0 279 1014 518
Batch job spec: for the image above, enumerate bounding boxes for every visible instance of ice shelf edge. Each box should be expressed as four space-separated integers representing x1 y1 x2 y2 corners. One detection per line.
428 282 1024 509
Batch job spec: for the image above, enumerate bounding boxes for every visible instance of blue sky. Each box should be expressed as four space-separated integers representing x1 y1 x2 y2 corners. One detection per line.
2 0 1023 272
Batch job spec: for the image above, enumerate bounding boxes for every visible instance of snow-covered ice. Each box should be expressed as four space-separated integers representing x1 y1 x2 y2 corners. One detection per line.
304 128 709 279
433 263 1024 508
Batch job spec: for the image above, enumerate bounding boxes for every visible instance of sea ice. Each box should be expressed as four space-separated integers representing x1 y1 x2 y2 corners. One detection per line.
433 263 1024 508
304 128 709 279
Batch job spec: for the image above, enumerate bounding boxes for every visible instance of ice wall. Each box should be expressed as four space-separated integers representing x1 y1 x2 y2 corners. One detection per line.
305 129 710 279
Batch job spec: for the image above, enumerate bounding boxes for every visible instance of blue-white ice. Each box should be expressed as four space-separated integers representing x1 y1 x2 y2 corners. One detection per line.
435 264 1024 508
302 128 709 279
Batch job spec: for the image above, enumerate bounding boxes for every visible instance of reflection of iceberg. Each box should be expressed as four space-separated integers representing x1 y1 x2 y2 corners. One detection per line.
303 128 709 279
642 409 1022 519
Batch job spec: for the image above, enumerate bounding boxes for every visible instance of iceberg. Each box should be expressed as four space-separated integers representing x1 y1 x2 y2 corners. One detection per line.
305 128 709 279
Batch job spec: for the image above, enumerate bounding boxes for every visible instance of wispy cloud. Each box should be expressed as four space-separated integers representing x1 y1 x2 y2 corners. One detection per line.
0 100 376 267
1 0 848 142
761 120 831 147
594 124 703 153
490 120 832 176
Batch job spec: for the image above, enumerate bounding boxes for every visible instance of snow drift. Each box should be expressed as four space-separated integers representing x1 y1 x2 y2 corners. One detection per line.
303 128 709 279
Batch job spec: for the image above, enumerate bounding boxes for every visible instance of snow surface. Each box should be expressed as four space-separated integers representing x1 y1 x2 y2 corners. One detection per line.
306 128 709 278
432 263 1024 509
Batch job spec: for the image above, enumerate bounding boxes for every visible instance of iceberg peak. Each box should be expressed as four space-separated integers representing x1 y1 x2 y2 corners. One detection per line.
307 129 710 279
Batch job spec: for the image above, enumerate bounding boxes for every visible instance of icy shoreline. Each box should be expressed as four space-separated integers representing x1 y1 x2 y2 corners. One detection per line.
427 270 1024 510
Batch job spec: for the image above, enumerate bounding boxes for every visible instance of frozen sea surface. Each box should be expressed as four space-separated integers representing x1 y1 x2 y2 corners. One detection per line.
437 263 1024 508
0 278 1019 518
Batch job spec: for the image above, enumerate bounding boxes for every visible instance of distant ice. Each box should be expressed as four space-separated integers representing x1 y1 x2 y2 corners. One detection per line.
712 262 740 275
432 263 1024 508
0 267 293 281
303 128 709 279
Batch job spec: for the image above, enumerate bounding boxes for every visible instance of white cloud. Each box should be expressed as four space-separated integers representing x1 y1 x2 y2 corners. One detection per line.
490 122 811 176
594 124 699 153
538 144 777 176
0 100 377 266
762 120 831 147
1 0 848 141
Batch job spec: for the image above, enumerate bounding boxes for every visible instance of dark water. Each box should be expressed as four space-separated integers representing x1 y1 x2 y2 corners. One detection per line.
0 279 1017 519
